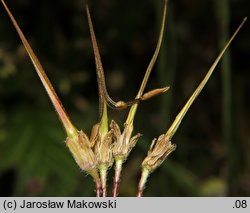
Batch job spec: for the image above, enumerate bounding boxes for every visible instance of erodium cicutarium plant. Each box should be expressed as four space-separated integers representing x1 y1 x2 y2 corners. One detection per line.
1 0 246 197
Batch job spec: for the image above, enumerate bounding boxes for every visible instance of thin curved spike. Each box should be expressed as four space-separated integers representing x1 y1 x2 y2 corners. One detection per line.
136 0 167 98
1 0 77 138
86 5 166 115
166 17 247 139
86 6 136 113
126 0 167 124
111 0 168 197
86 5 107 117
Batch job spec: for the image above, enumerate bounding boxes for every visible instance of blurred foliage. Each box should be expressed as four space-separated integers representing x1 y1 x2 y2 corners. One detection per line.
0 0 249 196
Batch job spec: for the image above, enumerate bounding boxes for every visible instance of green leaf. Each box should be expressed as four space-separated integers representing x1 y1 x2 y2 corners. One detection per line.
0 109 81 196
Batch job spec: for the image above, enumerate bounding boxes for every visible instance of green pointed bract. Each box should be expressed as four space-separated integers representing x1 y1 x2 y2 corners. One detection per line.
86 6 116 196
3 0 245 197
1 0 77 139
138 17 247 197
86 5 113 167
111 0 168 197
86 5 168 113
86 5 108 119
1 0 101 188
112 0 167 161
165 17 247 140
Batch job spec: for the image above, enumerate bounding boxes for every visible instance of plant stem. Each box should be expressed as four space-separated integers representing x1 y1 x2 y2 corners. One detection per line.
99 164 108 197
95 180 101 197
112 158 123 197
126 0 167 125
137 168 150 197
88 169 101 197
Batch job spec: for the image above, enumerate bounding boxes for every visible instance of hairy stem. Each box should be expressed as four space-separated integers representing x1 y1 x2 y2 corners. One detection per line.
137 168 150 197
89 170 101 197
95 180 101 197
112 158 123 197
99 164 108 197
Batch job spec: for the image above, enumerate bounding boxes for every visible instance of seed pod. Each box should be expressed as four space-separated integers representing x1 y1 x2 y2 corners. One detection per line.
142 134 176 172
65 131 98 172
140 86 170 101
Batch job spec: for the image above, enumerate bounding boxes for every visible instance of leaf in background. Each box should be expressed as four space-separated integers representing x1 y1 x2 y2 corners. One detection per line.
0 109 82 196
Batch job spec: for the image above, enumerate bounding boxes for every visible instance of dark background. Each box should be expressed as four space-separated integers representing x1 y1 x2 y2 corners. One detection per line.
0 0 249 196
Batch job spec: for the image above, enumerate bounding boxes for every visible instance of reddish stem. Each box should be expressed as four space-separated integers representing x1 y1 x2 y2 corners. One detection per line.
137 190 143 197
95 181 101 197
112 174 119 197
99 164 108 197
112 159 123 197
137 168 150 197
102 187 106 198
